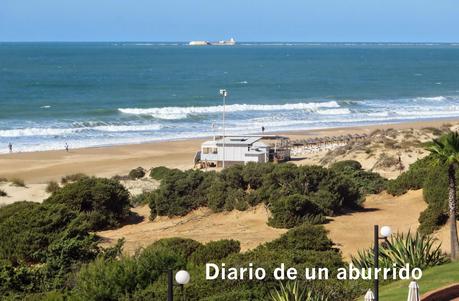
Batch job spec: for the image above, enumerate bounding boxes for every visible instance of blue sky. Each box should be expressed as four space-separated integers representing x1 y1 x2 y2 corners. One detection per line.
1 0 458 42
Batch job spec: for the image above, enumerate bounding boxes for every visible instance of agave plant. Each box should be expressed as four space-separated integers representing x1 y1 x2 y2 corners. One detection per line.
270 281 329 301
351 230 449 271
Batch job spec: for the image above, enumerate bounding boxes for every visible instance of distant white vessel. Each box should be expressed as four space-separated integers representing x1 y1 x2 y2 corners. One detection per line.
189 38 236 46
189 41 210 46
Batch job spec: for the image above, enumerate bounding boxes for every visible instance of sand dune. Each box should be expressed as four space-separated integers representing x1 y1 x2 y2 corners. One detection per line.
98 204 287 254
0 182 49 206
98 190 429 259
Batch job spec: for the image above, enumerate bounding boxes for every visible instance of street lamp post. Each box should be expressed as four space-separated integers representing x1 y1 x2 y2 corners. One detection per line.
219 89 228 168
374 225 392 301
167 269 191 301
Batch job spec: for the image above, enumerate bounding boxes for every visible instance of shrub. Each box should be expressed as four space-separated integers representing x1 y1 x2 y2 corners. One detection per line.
61 173 88 185
330 160 387 195
130 191 153 207
351 231 448 272
0 202 38 223
268 194 324 228
45 181 60 194
147 238 202 260
149 166 180 180
45 177 131 230
190 239 241 265
265 224 334 252
0 189 7 197
149 169 214 218
128 167 145 180
10 178 26 187
0 202 97 264
386 155 434 196
75 248 184 301
149 163 367 227
418 204 449 235
330 160 362 171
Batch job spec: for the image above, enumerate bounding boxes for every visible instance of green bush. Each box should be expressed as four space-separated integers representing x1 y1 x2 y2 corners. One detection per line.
130 191 154 207
147 238 202 260
45 181 60 194
386 155 435 196
75 248 184 301
149 163 368 228
418 204 449 235
128 167 145 180
0 202 98 265
61 173 88 185
330 160 387 196
149 166 180 180
265 224 334 252
268 194 324 228
190 239 241 265
45 177 131 231
149 169 214 218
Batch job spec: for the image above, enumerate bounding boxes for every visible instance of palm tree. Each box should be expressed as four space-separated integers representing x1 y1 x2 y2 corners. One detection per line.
426 131 459 260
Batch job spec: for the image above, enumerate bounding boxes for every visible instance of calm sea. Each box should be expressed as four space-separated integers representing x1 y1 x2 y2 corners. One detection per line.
1 42 459 153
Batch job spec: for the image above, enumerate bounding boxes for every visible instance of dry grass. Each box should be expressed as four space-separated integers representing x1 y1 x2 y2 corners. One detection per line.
10 178 26 187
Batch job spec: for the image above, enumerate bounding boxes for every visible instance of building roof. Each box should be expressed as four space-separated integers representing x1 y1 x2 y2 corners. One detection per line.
215 136 262 146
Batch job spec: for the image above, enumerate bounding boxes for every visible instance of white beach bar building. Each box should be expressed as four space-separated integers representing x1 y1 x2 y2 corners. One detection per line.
197 135 290 167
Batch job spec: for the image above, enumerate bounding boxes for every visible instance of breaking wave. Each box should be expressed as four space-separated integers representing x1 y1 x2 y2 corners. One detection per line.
118 101 340 119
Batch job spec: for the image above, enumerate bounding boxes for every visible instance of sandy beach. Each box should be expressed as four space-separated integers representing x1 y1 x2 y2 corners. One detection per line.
1 118 458 185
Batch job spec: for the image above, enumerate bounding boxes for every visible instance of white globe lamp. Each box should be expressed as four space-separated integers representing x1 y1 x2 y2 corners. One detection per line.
175 270 190 285
380 226 392 238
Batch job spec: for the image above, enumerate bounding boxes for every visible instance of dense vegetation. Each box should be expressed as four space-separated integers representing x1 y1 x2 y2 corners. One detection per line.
0 178 129 299
148 162 386 228
0 157 454 300
44 177 131 231
49 224 367 301
387 155 459 234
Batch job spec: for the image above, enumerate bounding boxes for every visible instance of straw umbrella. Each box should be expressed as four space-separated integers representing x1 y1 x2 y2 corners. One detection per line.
364 289 375 301
407 281 420 301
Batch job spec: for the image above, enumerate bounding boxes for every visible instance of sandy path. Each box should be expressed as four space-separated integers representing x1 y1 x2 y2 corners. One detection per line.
99 190 431 258
98 205 287 254
325 190 427 259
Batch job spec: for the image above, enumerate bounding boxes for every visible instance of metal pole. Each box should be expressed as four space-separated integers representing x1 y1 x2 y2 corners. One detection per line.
181 284 185 301
374 225 379 301
168 269 174 301
222 93 226 169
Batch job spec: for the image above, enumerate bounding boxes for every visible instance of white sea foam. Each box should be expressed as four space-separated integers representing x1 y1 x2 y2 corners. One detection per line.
0 124 162 137
316 108 351 115
415 96 447 102
92 124 161 132
118 101 340 119
40 105 51 109
0 127 79 137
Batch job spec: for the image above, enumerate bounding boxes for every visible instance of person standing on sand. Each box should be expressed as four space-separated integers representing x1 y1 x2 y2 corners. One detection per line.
8 143 12 153
65 143 69 152
262 126 265 133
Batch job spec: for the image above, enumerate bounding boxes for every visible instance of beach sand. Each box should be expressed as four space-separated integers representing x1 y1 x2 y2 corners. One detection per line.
98 189 429 259
1 118 457 185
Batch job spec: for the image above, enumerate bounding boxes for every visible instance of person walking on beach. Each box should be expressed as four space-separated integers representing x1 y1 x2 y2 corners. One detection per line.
8 143 12 153
65 143 69 152
261 126 265 133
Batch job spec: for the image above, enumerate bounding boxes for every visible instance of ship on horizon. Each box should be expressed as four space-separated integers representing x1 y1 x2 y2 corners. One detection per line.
189 38 236 46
